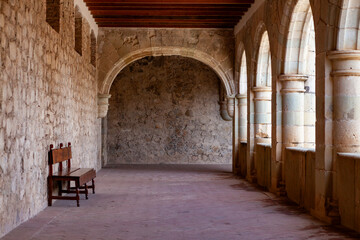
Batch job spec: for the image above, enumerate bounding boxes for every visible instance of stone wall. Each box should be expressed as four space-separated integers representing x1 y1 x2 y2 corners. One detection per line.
0 0 100 237
97 28 235 96
106 56 232 165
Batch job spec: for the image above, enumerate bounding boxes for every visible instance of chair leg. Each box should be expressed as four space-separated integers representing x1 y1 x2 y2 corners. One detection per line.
75 181 80 207
92 179 95 194
85 183 88 199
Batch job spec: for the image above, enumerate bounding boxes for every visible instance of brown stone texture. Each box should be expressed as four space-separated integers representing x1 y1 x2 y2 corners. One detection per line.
106 56 231 165
0 0 99 237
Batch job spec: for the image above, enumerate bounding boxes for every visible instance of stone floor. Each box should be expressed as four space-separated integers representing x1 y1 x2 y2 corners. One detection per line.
2 164 360 240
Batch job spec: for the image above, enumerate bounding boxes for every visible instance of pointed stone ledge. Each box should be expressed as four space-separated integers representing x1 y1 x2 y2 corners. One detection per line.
98 94 111 118
279 74 308 93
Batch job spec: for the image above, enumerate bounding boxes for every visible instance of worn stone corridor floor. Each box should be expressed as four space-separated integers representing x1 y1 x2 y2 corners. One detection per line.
2 164 360 240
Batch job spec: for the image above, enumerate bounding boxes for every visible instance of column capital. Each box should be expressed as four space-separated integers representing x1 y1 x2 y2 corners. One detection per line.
235 93 247 99
98 94 111 118
328 50 360 77
279 74 307 93
279 74 308 82
226 94 236 99
252 86 271 101
252 86 271 92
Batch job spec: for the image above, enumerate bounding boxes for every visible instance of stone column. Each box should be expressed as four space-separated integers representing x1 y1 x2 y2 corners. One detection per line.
252 86 271 145
229 95 240 174
327 50 360 225
328 51 360 153
279 74 307 148
236 94 247 141
98 94 111 118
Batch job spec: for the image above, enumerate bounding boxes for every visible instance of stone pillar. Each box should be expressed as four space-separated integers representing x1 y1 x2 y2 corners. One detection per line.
328 51 360 153
279 74 307 148
326 50 360 224
236 94 247 141
98 94 111 118
230 95 240 174
253 86 271 145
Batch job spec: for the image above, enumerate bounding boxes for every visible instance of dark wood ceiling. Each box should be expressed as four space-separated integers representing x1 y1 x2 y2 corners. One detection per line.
83 0 254 28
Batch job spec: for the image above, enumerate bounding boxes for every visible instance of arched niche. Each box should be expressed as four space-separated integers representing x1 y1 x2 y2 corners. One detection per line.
100 47 234 97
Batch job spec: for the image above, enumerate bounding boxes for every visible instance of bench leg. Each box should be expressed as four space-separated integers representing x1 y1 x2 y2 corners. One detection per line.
85 183 88 199
92 179 95 194
48 177 53 206
75 181 80 207
58 181 62 196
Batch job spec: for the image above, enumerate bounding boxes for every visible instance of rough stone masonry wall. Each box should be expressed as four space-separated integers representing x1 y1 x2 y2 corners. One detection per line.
107 56 232 165
0 0 100 237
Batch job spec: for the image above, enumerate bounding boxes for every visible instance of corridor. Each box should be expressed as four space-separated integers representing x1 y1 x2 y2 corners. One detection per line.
2 165 358 240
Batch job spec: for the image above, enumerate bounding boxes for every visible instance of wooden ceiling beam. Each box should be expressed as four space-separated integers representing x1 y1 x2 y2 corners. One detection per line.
91 10 246 16
97 23 235 28
95 18 239 24
84 0 254 4
88 6 249 12
84 0 252 28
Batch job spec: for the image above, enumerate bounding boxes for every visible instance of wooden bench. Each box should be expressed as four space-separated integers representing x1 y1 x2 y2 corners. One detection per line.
48 142 96 207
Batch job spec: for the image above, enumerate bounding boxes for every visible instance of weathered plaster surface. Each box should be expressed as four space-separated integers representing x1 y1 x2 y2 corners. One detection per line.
0 0 100 237
106 56 232 165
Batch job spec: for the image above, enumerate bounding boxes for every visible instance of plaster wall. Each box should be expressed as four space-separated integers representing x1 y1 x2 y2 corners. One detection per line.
0 0 100 237
106 56 232 165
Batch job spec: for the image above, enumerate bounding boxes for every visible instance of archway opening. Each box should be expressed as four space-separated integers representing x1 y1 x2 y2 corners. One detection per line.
104 56 232 165
239 50 248 141
254 31 272 144
285 0 316 148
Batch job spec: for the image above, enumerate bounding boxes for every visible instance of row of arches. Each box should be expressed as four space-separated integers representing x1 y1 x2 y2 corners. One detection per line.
236 0 315 150
231 0 360 231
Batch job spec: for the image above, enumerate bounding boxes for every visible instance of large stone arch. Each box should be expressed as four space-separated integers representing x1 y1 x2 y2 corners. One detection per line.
100 46 234 96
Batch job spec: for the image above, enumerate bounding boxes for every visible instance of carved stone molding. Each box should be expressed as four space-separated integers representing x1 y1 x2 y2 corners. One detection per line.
98 94 111 118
